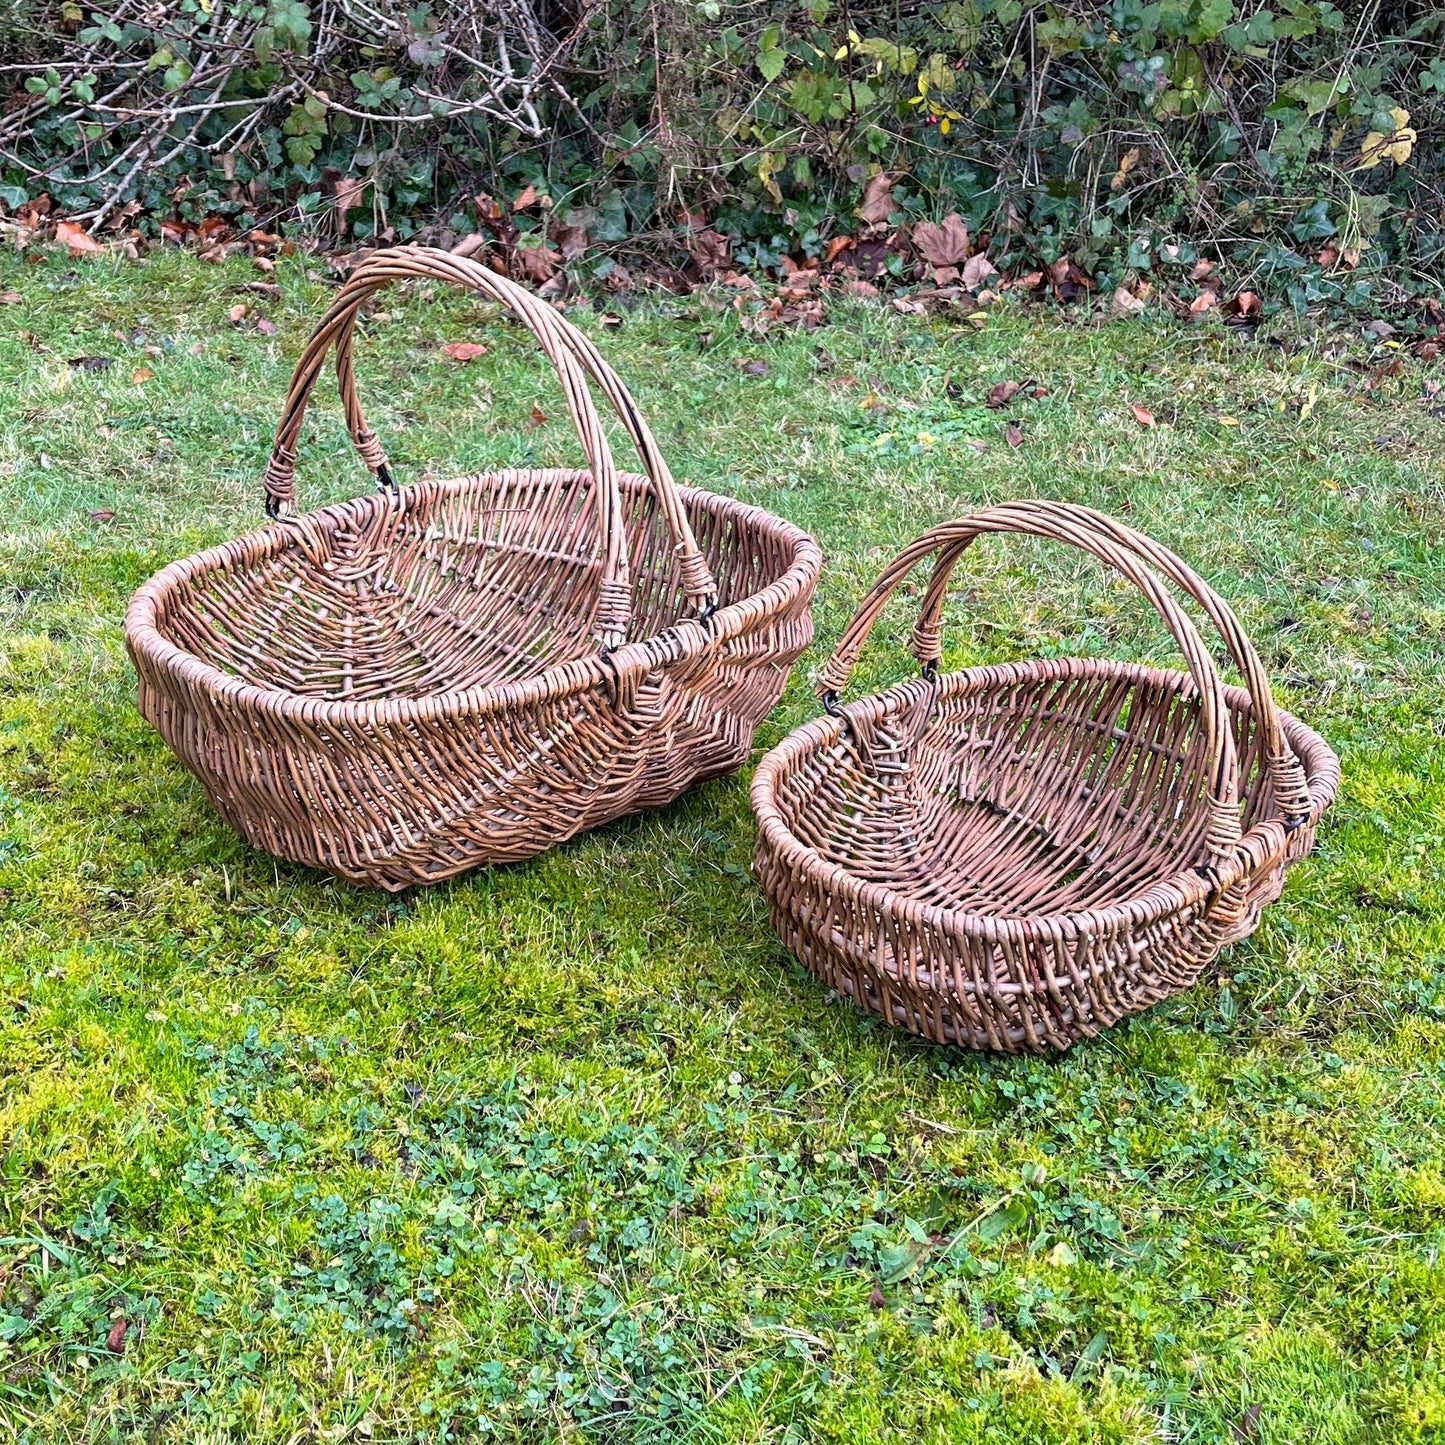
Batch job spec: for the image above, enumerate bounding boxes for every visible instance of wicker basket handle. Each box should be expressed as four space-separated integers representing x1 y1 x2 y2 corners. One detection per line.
907 503 1312 824
326 252 719 617
264 247 718 645
262 248 688 650
817 501 1244 861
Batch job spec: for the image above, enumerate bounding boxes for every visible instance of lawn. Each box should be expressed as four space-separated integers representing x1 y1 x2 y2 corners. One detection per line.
1 247 1443 1445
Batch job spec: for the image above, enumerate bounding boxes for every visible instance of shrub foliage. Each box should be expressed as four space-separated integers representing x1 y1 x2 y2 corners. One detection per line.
2 0 1442 303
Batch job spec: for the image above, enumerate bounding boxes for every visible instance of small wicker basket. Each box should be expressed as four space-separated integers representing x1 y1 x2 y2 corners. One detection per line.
751 501 1338 1052
125 246 820 889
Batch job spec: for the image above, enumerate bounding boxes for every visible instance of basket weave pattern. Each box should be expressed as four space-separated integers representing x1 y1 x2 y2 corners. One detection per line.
126 248 820 889
751 502 1339 1053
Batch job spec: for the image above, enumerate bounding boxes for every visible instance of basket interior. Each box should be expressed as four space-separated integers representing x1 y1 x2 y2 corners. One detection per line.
151 470 791 701
774 664 1278 918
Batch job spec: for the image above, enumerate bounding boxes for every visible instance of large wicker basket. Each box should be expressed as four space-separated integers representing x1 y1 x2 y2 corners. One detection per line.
125 247 820 889
751 501 1338 1053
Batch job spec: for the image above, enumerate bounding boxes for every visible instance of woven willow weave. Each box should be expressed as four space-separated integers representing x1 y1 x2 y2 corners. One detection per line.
751 501 1338 1053
125 246 821 889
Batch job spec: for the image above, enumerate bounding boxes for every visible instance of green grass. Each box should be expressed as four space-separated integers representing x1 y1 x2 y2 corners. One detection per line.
2 247 1444 1445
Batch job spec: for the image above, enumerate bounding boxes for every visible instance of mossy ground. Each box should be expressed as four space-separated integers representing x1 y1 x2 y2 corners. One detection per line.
1 249 1443 1443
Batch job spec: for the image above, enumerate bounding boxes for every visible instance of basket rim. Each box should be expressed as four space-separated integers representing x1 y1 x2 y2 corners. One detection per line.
750 656 1340 942
123 468 822 728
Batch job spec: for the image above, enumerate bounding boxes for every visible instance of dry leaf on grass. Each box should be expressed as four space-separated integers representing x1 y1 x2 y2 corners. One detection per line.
228 303 249 325
1190 291 1218 316
0 291 20 304
90 508 115 522
1005 421 1024 448
1111 285 1146 317
1130 404 1156 428
255 317 278 335
987 380 1022 409
525 402 547 429
441 341 487 363
131 366 154 385
55 220 103 255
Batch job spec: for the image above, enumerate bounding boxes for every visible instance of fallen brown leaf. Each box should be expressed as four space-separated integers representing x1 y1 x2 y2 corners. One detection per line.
1111 285 1146 317
1047 255 1094 300
55 220 103 255
824 234 854 265
1130 403 1156 428
911 213 970 269
1190 259 1216 282
90 508 115 522
333 176 367 232
442 341 488 363
869 1283 887 1310
1005 421 1024 448
1232 290 1261 317
551 224 589 263
987 380 1022 410
450 233 487 260
856 173 894 227
961 253 998 291
513 242 559 284
526 401 547 429
0 290 20 304
1190 291 1217 316
228 303 249 325
106 1317 127 1353
255 317 278 335
131 366 154 385
512 183 539 211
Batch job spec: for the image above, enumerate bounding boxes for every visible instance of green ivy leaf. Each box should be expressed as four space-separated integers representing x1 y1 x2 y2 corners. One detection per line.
757 45 785 81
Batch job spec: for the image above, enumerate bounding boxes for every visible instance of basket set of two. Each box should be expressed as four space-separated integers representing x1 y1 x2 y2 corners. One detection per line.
124 246 1339 1052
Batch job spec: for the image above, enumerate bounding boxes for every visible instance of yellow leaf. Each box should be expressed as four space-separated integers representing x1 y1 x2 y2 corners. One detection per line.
1359 108 1416 169
916 431 936 448
848 28 860 42
834 44 849 59
858 389 880 409
1357 131 1387 170
1320 477 1340 491
1217 415 1239 426
939 117 950 135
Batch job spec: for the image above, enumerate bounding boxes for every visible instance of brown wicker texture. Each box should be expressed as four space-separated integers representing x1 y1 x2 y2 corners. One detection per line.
751 501 1339 1053
124 245 821 889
